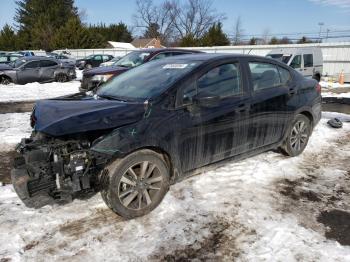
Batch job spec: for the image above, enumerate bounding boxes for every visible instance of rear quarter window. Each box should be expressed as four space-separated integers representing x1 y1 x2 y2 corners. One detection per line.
278 66 291 84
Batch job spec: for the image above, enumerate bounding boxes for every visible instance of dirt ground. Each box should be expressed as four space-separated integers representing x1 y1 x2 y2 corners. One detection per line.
275 133 350 246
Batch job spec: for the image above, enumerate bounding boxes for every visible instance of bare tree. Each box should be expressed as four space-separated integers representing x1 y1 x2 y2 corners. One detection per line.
133 0 175 43
232 16 243 45
169 0 226 39
133 0 226 44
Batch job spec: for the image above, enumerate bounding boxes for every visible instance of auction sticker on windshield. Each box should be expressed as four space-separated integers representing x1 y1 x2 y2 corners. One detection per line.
163 64 188 69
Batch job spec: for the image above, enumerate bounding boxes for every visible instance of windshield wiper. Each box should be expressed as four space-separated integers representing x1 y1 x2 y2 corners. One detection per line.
97 94 128 102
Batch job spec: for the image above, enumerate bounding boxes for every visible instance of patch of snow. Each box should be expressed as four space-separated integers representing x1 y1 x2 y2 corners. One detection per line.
322 91 350 98
320 81 350 89
0 112 31 152
75 69 83 81
0 81 80 102
0 114 350 260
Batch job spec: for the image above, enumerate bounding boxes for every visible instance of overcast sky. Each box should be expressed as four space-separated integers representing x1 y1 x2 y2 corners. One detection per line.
1 0 349 39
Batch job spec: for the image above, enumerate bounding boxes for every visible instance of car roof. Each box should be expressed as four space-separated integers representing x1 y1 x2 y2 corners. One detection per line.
150 53 266 63
134 48 202 54
20 56 58 61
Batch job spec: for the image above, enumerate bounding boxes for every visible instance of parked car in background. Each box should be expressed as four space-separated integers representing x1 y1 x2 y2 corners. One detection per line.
12 54 321 218
0 53 24 64
0 56 76 85
266 47 323 82
99 56 122 67
76 54 114 70
47 52 76 65
18 51 35 56
0 51 7 56
80 48 202 91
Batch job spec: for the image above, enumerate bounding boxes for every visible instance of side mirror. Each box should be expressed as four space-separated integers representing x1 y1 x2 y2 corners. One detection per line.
192 92 220 108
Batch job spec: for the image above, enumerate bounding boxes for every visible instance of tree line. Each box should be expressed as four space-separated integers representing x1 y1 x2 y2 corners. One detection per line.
0 0 316 51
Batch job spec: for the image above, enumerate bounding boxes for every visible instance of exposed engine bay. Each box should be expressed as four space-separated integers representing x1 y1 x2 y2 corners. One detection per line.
11 132 110 208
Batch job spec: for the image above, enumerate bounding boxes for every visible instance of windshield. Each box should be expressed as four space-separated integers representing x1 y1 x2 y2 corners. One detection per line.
266 54 291 64
85 54 94 59
114 51 151 68
97 60 200 100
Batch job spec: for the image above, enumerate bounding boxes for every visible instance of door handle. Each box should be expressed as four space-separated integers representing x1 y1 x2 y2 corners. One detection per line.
236 103 250 113
289 87 296 95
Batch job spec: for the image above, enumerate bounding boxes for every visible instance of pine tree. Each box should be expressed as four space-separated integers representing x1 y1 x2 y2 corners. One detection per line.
14 0 79 49
144 23 161 39
53 17 104 49
0 24 18 51
200 22 230 47
179 34 200 47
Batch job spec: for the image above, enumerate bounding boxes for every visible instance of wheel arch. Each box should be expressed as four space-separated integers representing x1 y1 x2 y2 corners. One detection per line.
106 145 176 182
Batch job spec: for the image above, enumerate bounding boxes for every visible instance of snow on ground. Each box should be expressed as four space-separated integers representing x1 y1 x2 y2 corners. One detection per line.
322 91 350 98
0 113 350 261
0 81 80 102
320 81 350 89
0 112 31 152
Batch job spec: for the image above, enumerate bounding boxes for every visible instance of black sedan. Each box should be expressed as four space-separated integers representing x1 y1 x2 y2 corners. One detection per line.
0 56 76 85
75 54 114 70
12 54 321 219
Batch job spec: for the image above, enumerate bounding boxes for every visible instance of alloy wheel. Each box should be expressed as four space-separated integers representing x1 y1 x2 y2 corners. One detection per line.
118 161 163 210
290 120 309 152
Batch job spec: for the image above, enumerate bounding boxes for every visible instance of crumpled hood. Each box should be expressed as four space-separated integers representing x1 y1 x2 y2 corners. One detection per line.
83 65 129 77
33 93 145 137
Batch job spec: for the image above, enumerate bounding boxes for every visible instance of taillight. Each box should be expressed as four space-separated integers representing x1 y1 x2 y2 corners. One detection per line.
315 83 321 93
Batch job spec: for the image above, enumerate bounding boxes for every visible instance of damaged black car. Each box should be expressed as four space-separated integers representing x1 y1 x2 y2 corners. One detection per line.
12 54 322 218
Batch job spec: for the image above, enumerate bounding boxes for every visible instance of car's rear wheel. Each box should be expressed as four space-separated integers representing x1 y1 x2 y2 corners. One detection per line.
0 76 12 85
101 149 170 219
282 114 312 157
56 73 68 83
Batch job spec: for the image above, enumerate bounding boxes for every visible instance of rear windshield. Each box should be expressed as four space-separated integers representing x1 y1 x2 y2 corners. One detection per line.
266 54 291 64
97 60 201 101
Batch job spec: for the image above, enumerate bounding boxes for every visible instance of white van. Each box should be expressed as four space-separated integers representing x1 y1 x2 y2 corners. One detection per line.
266 47 323 82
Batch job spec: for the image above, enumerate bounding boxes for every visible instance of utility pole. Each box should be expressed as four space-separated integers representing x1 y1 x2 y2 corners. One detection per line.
318 22 324 43
326 29 330 42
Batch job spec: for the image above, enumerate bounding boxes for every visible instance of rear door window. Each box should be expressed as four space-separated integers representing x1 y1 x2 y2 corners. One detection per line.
41 60 58 67
290 55 301 69
102 55 110 61
24 61 40 68
249 62 281 91
303 54 313 67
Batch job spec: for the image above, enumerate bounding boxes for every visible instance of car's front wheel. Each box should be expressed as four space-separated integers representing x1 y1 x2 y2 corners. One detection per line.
282 114 312 157
0 76 12 85
101 149 170 219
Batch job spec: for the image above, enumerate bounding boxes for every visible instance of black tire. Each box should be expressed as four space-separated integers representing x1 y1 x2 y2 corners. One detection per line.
0 76 12 85
101 149 170 219
282 114 312 157
56 73 68 83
